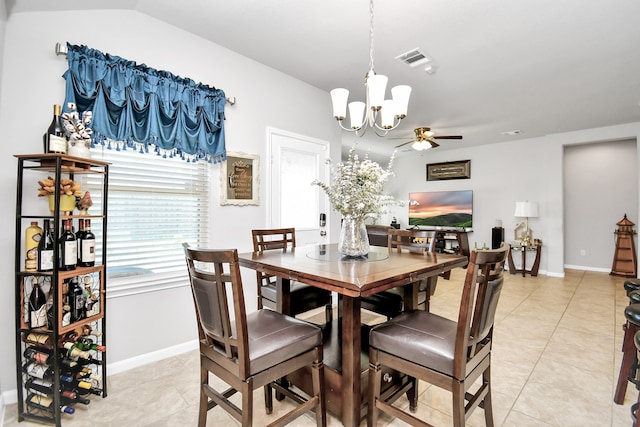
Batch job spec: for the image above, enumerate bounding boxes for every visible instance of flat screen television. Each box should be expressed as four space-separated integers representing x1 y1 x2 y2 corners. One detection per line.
408 190 473 229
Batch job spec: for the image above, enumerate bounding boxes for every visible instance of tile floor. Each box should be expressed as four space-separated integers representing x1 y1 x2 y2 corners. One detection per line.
3 269 638 426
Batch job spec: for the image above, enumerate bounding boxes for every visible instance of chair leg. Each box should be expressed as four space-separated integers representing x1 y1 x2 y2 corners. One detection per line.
406 377 418 412
368 349 382 427
325 304 333 324
312 348 327 427
242 379 253 426
264 384 273 415
615 322 640 404
198 363 208 427
452 382 465 427
482 366 495 427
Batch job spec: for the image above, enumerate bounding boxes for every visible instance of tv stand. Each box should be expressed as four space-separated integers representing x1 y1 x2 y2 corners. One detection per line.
434 229 470 267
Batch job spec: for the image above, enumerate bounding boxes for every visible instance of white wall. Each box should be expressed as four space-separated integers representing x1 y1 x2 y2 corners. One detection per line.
564 139 638 270
0 9 340 398
383 123 640 277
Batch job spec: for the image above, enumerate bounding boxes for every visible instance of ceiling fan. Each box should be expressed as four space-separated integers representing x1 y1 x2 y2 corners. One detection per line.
394 127 463 151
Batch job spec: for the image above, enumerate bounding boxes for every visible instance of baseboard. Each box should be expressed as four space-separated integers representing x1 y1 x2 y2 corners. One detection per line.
1 339 199 411
107 339 199 375
564 264 611 273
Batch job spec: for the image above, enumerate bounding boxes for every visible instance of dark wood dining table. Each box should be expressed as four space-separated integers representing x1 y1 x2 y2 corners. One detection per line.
237 243 467 427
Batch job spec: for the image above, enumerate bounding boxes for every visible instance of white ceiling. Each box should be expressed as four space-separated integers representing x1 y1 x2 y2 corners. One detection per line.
7 0 640 155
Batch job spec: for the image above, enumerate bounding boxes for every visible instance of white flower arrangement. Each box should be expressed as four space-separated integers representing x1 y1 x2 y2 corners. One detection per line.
313 146 396 220
61 103 93 148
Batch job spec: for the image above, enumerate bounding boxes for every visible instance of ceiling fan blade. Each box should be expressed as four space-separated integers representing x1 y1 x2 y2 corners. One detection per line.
429 140 440 148
394 140 415 148
433 135 463 140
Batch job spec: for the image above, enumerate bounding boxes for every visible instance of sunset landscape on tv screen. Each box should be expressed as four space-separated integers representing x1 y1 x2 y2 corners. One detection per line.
408 190 473 228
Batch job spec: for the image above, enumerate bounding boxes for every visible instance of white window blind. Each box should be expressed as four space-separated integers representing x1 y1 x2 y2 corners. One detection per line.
87 146 210 297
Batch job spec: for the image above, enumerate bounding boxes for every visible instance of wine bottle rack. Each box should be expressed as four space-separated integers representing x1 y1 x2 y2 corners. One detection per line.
14 154 109 426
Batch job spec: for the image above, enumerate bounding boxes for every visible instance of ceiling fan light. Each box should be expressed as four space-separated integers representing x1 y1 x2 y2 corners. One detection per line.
380 99 396 129
348 101 366 129
391 85 411 118
367 74 388 109
330 88 349 120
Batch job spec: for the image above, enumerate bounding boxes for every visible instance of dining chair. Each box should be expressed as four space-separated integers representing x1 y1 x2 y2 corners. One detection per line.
252 228 332 323
367 243 510 427
359 229 439 319
183 243 326 427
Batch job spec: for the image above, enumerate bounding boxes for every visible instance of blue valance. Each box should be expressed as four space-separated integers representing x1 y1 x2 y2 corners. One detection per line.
62 43 226 163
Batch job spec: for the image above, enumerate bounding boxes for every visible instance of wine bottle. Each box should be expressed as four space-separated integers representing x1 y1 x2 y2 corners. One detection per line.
63 342 91 360
75 219 85 264
22 361 73 383
44 104 67 154
78 219 96 267
23 347 55 365
28 278 48 329
59 219 77 271
69 355 103 366
25 221 43 271
37 219 54 272
74 337 106 352
68 278 85 322
25 378 78 400
23 331 53 348
61 394 91 406
26 393 75 415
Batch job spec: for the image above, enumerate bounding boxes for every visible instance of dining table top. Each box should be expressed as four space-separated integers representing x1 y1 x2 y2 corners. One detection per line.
237 243 468 298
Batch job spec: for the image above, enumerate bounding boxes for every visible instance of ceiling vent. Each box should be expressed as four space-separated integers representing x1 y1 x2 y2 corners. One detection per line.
396 48 431 68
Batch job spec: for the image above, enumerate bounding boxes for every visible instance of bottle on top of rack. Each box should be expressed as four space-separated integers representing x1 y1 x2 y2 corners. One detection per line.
28 278 47 329
78 219 96 267
59 219 77 271
44 104 67 154
24 221 42 271
37 219 54 272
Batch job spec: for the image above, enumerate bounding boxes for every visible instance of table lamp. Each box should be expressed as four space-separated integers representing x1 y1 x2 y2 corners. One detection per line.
514 201 538 246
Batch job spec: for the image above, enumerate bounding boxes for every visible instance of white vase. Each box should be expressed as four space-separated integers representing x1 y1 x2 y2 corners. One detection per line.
338 216 370 257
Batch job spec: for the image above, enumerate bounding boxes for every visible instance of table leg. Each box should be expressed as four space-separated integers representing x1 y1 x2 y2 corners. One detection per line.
276 277 291 314
341 295 361 427
521 249 527 277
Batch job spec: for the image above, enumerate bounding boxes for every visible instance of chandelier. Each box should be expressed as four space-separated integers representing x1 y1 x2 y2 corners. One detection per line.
330 0 412 137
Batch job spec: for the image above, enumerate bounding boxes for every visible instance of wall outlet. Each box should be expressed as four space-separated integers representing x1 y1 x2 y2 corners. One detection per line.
580 249 586 256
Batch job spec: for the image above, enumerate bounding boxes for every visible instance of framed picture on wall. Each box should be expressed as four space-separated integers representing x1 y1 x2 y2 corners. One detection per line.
427 160 471 181
220 152 260 206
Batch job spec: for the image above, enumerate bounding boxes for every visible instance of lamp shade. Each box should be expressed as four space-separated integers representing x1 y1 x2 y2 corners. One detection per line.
330 88 349 119
514 201 539 218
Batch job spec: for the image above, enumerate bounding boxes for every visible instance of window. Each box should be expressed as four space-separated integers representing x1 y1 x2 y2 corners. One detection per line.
87 146 210 297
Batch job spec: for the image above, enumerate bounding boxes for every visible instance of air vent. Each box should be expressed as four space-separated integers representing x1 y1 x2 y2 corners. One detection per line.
396 48 431 68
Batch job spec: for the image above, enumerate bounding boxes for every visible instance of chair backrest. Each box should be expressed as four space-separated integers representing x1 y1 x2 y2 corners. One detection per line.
182 243 251 378
252 228 296 254
453 243 509 379
388 229 437 253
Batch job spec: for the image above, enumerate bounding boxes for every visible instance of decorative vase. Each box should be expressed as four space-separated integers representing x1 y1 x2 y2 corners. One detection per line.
338 216 370 257
48 194 76 214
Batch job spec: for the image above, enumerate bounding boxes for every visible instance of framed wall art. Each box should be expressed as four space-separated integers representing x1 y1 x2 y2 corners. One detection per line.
426 160 471 181
220 152 260 205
